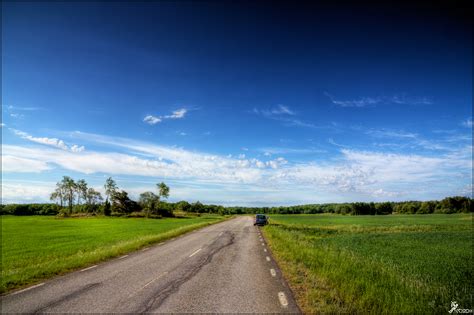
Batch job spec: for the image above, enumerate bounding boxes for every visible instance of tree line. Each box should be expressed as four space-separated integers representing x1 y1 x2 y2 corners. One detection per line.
225 197 472 215
0 176 472 216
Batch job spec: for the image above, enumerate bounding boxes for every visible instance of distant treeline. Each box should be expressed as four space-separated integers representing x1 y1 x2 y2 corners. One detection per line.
1 197 472 216
1 176 472 217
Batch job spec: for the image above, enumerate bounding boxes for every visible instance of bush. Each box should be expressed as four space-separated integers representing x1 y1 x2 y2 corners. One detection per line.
0 204 60 216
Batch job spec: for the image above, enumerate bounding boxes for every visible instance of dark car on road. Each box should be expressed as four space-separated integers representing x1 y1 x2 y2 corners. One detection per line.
254 214 268 226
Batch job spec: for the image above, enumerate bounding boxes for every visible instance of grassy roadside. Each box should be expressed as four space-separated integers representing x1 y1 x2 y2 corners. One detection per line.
262 214 473 314
1 215 229 293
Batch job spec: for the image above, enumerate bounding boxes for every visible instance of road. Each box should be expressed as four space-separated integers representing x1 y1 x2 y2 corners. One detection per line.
1 216 300 313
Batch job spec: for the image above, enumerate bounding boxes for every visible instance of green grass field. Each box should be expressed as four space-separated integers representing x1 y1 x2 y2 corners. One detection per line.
0 215 226 293
262 214 473 314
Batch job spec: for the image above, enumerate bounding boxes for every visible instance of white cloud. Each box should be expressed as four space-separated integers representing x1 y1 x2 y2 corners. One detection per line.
366 129 417 139
1 182 54 204
144 115 162 125
5 105 43 111
70 144 85 153
10 129 85 152
253 104 295 117
10 113 24 119
366 128 471 152
462 118 473 128
253 105 318 129
2 155 51 173
325 92 381 108
270 105 294 115
1 123 5 127
2 130 472 204
259 147 325 155
165 108 187 119
144 108 188 125
266 157 287 169
325 92 433 108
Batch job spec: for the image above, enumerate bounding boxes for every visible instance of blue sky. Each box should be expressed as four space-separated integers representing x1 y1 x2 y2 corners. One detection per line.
1 2 472 205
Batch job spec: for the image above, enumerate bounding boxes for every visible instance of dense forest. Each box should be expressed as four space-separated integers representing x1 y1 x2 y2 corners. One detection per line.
0 176 472 216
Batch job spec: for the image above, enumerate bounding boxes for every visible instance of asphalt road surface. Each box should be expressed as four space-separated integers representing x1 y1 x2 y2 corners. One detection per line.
1 216 300 313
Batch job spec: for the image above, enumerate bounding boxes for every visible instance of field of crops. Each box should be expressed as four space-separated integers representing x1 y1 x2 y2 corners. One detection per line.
262 214 473 314
0 215 225 293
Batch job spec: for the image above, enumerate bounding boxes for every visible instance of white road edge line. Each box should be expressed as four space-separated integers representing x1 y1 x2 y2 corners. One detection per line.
261 243 265 246
129 272 169 297
189 248 202 257
118 255 129 259
218 232 223 236
142 248 150 251
80 265 97 272
270 269 276 277
266 256 271 262
278 292 289 307
11 283 44 295
263 248 267 252
142 272 168 289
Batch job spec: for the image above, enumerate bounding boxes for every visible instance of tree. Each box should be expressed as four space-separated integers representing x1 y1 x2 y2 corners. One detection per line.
191 201 204 213
104 200 111 216
85 188 103 213
50 183 65 207
113 190 139 214
157 182 170 200
60 176 76 214
104 177 118 203
86 188 103 205
75 179 88 205
175 200 191 213
139 192 160 217
375 202 393 215
418 201 435 214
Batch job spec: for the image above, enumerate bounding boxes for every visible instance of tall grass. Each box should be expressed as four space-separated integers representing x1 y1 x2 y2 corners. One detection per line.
1 215 226 293
263 214 473 314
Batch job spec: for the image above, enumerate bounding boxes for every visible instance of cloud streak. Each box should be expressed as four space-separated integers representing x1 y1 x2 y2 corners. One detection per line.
144 108 188 125
325 92 433 108
10 129 85 152
462 117 473 128
252 105 319 129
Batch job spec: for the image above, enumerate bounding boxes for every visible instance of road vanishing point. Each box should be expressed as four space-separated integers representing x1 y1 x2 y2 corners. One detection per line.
1 216 300 313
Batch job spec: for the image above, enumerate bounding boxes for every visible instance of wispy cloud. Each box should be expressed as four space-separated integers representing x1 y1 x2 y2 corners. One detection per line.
5 105 43 111
252 105 319 129
325 92 433 108
461 117 473 128
144 108 188 125
165 108 187 119
259 147 326 155
2 104 44 120
2 130 471 203
144 115 162 125
253 104 295 117
2 155 51 173
328 138 350 148
365 128 471 152
325 92 381 108
10 129 85 152
1 181 55 204
366 129 418 139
